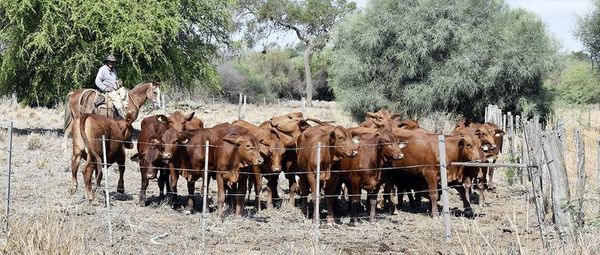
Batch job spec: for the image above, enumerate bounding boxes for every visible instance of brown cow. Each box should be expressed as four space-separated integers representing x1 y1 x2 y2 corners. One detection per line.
232 120 285 214
327 126 406 223
296 125 359 219
163 125 264 217
131 113 203 205
390 128 485 217
71 113 134 201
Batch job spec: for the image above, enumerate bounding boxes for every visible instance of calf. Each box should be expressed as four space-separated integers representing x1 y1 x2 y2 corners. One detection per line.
296 126 359 220
391 128 485 217
232 120 285 214
327 126 406 223
71 113 134 202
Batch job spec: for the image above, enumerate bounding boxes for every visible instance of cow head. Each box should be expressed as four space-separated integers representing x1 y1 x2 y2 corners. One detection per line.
365 109 393 128
131 138 166 179
457 134 485 162
167 111 195 131
376 126 407 160
330 126 359 159
160 128 189 160
270 112 309 133
224 134 264 167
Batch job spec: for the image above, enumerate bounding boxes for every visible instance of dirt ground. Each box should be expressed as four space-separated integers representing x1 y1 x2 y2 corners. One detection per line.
0 98 597 254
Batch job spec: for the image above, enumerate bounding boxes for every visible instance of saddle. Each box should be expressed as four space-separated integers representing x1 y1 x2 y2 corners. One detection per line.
94 93 106 107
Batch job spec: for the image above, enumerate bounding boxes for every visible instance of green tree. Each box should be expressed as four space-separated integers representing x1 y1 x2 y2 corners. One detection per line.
0 0 234 106
238 0 355 107
330 0 558 121
576 0 600 69
546 56 600 104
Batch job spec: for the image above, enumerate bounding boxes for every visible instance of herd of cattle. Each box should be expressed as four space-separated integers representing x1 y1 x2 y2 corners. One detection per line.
68 109 504 223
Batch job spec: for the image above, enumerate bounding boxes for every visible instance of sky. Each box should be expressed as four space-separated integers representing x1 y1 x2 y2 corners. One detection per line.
353 0 593 52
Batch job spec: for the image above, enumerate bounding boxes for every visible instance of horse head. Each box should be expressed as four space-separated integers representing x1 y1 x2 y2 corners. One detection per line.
146 80 162 109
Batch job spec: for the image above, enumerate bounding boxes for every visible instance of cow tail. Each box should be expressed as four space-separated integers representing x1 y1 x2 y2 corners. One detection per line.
63 92 74 136
79 114 103 171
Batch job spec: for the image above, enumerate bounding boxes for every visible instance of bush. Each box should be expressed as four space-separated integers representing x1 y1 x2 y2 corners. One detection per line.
548 58 600 104
329 0 558 121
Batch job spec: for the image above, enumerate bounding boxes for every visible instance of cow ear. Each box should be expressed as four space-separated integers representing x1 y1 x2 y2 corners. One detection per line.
495 129 505 136
223 136 242 145
329 129 337 142
390 114 402 120
475 129 482 136
130 153 142 162
150 138 161 145
366 112 377 118
458 138 466 149
157 115 169 124
179 137 190 145
464 118 472 127
399 141 408 149
299 120 311 131
270 128 281 139
186 112 195 121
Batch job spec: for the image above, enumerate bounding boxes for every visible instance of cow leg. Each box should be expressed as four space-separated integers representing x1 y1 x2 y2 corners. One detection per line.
265 175 278 209
306 173 319 222
463 177 472 205
299 174 310 217
382 181 395 215
487 166 495 190
158 168 170 198
349 179 361 223
235 174 249 218
168 162 179 202
368 191 378 223
70 154 82 195
185 179 196 213
117 158 126 194
253 171 262 212
83 162 95 202
287 173 299 205
325 175 339 225
216 175 226 218
139 171 149 206
477 179 486 207
425 171 439 217
454 182 473 218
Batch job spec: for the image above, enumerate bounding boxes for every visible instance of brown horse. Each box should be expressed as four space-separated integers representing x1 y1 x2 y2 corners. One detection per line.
63 81 161 138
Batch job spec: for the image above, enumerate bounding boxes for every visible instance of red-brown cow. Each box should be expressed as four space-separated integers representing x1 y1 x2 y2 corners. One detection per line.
390 128 485 217
296 125 359 220
71 113 134 201
232 120 285 214
327 126 406 223
163 125 264 217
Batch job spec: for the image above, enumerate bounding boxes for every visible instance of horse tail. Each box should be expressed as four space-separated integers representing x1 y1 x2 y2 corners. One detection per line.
63 92 74 137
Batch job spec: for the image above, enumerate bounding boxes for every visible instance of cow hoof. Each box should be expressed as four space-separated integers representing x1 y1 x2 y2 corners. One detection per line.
464 208 474 218
183 210 192 215
69 187 77 195
117 188 125 194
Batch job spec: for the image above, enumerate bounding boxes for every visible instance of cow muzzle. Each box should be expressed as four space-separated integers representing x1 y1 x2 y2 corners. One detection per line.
272 166 281 172
162 152 172 160
351 150 358 156
255 157 264 165
394 153 404 160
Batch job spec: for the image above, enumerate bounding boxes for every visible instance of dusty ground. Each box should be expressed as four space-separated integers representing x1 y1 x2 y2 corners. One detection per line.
0 98 597 254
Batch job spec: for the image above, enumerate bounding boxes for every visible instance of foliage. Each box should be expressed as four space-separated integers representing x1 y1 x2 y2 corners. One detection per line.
237 0 355 105
546 56 600 104
329 0 558 121
0 0 234 106
576 0 600 68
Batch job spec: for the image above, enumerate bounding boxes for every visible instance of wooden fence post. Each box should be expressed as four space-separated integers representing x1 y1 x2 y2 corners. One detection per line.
542 131 574 238
574 129 586 229
438 135 451 243
238 93 243 120
523 121 549 248
4 122 13 232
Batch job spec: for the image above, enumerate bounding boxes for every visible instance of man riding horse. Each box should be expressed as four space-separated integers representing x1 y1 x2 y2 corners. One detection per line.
95 54 128 118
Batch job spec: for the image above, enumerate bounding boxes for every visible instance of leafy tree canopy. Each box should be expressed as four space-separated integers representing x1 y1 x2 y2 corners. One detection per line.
330 0 558 121
0 0 234 106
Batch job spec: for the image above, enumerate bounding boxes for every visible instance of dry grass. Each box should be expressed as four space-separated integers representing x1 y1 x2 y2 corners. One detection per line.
0 97 598 254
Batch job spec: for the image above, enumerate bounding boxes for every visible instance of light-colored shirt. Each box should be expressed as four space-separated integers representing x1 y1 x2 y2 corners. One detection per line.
95 65 118 92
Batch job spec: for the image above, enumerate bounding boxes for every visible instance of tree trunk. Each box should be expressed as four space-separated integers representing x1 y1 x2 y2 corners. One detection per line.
304 42 314 108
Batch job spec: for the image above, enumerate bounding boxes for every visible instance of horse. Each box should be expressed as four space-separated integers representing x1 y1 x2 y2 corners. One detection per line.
63 81 161 139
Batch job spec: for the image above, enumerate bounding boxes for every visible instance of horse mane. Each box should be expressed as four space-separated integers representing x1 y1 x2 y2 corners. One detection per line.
130 81 152 94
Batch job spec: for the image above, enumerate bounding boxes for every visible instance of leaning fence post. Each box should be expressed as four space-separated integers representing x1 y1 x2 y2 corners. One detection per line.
437 135 451 243
243 95 247 120
302 97 307 118
574 129 586 229
4 122 13 232
313 142 322 255
542 131 574 239
201 140 210 254
101 135 113 244
523 121 549 248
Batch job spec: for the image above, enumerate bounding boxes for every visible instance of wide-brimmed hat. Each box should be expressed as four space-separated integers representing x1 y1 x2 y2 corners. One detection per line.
105 54 117 63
